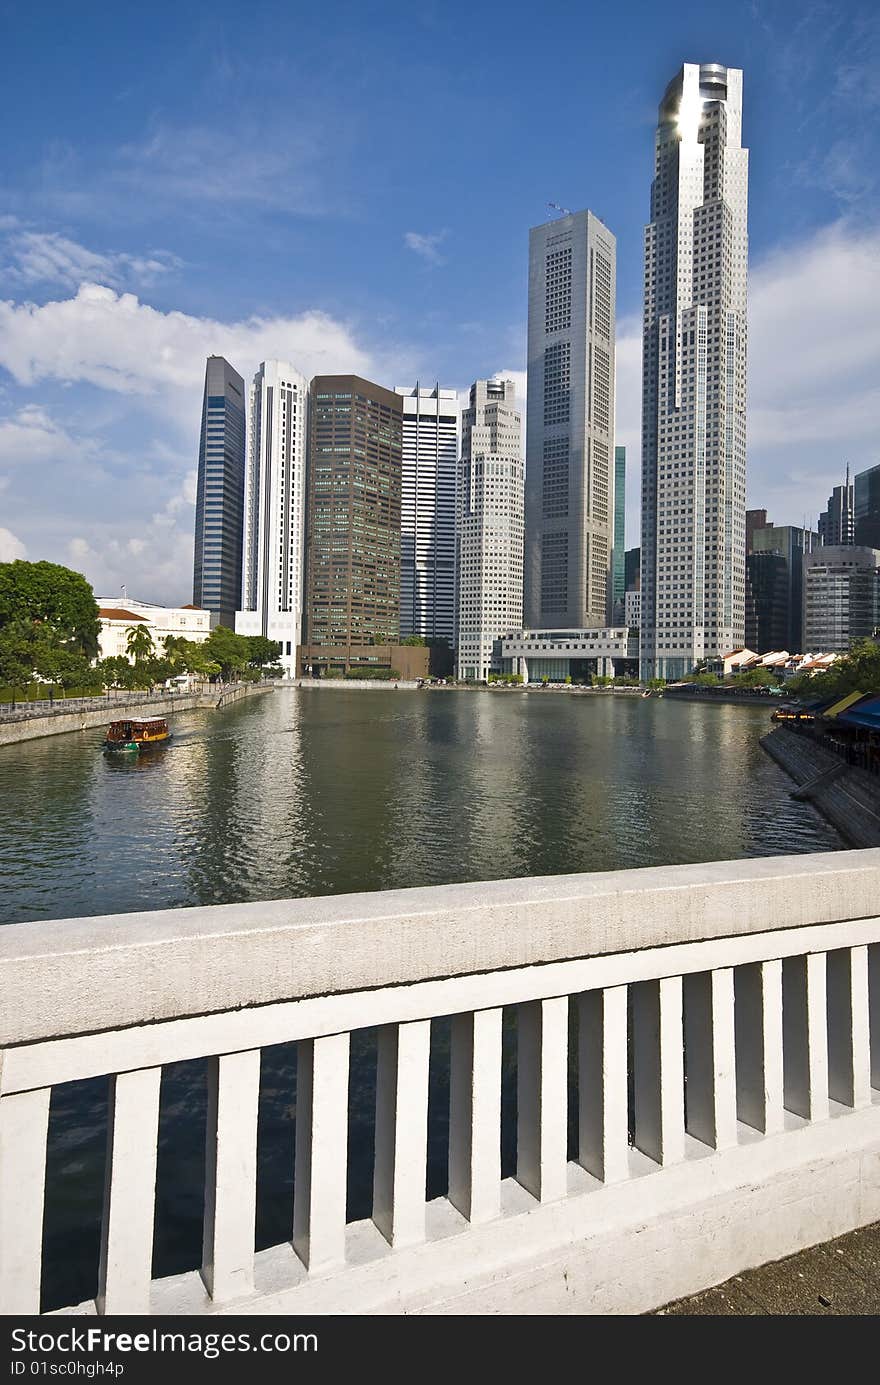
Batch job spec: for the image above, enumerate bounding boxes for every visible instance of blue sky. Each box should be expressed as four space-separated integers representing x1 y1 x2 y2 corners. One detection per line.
1 0 878 602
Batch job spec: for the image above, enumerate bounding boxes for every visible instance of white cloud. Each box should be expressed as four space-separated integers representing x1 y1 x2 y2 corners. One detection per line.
0 404 95 468
0 281 415 603
404 231 447 266
32 121 334 226
2 230 181 292
0 528 26 561
0 283 405 404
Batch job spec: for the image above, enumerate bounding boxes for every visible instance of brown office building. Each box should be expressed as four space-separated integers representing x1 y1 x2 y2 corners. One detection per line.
301 375 414 676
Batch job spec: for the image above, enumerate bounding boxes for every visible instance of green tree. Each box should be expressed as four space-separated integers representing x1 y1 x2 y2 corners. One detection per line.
203 626 252 680
98 656 146 690
0 560 100 658
162 635 218 677
400 635 426 647
787 639 880 702
0 617 43 686
729 667 774 689
125 624 155 663
33 645 100 691
245 635 282 668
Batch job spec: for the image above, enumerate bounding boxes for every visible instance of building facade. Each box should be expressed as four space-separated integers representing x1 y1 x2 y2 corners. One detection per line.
96 599 211 662
524 209 617 630
192 356 246 630
803 545 880 653
818 470 855 547
744 551 788 655
455 380 524 681
625 589 641 631
746 520 817 653
625 546 641 592
302 376 403 663
855 462 880 551
394 384 460 645
234 360 308 678
640 63 749 680
612 445 626 622
745 508 767 556
501 627 636 682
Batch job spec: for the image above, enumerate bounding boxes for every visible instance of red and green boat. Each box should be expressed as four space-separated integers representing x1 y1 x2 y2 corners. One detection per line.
103 717 172 755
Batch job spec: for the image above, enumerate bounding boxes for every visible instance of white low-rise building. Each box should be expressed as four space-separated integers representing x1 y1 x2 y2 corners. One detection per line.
500 627 637 682
96 598 211 662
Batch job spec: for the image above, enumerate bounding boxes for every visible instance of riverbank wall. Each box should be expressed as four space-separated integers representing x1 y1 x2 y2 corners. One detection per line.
290 680 647 695
293 678 423 691
0 682 272 747
664 687 789 707
761 726 880 848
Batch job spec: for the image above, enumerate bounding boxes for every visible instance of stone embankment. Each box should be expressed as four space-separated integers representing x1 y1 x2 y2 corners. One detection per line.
292 678 422 691
0 681 272 747
291 680 647 695
761 726 880 848
664 686 789 707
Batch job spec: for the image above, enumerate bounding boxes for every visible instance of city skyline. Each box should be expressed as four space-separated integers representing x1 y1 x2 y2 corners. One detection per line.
0 2 878 605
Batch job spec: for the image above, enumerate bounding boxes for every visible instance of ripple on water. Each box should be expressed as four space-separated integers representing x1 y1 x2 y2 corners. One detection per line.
0 691 842 1310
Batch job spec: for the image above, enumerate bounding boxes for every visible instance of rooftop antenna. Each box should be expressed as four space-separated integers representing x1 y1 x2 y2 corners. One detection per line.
547 202 572 218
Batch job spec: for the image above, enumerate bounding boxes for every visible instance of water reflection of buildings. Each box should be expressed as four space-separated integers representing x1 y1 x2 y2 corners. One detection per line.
178 695 306 905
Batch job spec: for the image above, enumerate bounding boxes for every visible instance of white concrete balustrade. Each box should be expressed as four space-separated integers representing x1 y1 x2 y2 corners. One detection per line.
1 849 880 1316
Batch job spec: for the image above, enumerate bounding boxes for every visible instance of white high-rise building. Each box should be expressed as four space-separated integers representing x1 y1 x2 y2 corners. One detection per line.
235 360 308 678
394 383 460 645
524 209 616 629
640 62 749 680
455 379 524 681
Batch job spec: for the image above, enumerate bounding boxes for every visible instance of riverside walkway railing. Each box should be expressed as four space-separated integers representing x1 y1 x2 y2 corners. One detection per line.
0 682 254 724
1 850 879 1316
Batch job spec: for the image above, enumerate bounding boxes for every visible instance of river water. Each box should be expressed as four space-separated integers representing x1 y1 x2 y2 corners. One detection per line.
0 688 841 1308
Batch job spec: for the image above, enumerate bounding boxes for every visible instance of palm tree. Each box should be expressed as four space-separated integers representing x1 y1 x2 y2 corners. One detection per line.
125 624 154 664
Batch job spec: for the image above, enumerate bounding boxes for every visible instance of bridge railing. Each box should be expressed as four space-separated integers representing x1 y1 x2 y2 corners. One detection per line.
1 850 879 1316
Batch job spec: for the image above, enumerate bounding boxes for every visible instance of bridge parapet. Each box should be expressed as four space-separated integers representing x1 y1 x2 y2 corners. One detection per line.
2 849 879 1315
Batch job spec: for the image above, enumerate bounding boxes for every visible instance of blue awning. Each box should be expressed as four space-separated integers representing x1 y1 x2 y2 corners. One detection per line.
838 695 880 730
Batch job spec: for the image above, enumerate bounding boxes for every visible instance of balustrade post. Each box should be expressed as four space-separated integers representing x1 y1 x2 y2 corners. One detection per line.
0 1087 50 1314
631 976 684 1166
734 959 784 1134
97 1068 161 1315
827 947 871 1109
293 1033 350 1272
449 1009 502 1224
783 953 829 1121
684 968 737 1150
578 986 628 1183
870 945 880 1092
201 1049 260 1303
516 997 568 1202
373 1020 430 1248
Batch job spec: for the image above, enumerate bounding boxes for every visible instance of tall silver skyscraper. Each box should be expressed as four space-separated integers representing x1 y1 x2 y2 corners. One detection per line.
640 63 749 680
394 383 460 645
525 209 616 629
193 356 246 629
235 360 308 678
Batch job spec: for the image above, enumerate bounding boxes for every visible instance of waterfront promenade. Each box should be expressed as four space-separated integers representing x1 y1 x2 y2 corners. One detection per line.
659 1222 880 1314
0 681 271 746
